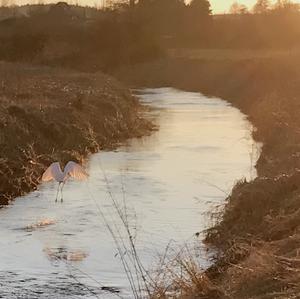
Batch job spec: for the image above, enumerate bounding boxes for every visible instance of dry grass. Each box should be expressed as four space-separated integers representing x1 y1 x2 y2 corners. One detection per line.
0 62 153 205
148 244 226 299
115 51 300 298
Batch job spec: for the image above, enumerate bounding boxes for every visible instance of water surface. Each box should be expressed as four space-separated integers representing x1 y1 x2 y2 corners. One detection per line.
0 88 259 298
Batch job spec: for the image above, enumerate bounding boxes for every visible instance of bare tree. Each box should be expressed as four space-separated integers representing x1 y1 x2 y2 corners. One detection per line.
274 0 300 10
230 2 249 14
253 0 271 14
129 0 135 8
1 0 10 7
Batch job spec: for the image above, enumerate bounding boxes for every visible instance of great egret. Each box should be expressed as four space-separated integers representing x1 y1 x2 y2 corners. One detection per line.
42 161 88 202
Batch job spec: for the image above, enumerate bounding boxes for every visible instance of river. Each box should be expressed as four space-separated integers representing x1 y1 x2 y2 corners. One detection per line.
0 88 260 298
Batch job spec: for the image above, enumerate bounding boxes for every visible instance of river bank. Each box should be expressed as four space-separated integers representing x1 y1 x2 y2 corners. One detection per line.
0 62 153 206
0 87 257 299
115 55 300 298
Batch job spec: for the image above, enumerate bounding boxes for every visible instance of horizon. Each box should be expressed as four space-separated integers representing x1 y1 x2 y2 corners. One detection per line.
3 0 283 14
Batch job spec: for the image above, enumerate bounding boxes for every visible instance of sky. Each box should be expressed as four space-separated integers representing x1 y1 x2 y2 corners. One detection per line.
211 0 257 13
12 0 300 13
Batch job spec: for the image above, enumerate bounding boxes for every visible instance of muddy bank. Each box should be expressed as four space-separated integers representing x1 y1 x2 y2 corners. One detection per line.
115 56 300 298
0 62 152 205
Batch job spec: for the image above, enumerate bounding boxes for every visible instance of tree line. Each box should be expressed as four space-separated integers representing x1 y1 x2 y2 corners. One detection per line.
230 0 299 15
0 0 299 71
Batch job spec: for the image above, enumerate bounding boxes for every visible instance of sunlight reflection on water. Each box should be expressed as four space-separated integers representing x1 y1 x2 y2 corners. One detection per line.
0 88 260 298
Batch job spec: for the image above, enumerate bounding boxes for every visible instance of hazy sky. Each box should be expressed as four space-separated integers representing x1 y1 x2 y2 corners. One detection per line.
15 0 297 13
212 0 257 13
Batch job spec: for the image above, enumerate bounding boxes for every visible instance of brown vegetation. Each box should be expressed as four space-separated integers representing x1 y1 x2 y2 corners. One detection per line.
0 2 164 71
1 1 300 72
115 53 300 298
2 1 300 297
0 62 152 205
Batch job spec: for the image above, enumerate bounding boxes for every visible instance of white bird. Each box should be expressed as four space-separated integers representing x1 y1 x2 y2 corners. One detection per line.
42 161 88 202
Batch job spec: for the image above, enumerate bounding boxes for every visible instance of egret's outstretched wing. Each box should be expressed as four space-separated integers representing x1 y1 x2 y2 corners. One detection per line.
42 162 63 182
64 161 88 181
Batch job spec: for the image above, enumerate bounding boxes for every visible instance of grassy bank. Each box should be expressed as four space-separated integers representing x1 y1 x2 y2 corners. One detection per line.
115 54 300 298
0 62 152 205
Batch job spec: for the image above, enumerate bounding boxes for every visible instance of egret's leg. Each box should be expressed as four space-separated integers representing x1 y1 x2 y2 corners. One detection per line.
60 182 65 203
55 183 61 203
